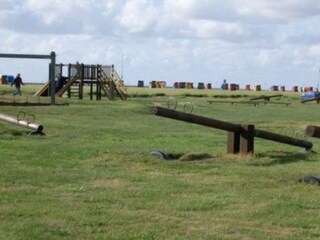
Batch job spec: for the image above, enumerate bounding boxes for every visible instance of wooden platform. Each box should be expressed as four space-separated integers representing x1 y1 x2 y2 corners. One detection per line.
0 101 68 106
0 96 68 106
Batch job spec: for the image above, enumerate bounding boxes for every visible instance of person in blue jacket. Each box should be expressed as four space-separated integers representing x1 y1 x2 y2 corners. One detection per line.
221 79 227 89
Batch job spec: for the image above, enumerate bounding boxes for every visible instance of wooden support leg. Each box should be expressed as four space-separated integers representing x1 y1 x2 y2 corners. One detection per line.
227 131 240 154
305 125 320 138
240 125 255 155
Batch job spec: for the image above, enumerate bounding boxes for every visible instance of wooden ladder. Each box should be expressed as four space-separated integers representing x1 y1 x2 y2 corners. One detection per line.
111 68 127 100
96 65 127 100
97 66 114 99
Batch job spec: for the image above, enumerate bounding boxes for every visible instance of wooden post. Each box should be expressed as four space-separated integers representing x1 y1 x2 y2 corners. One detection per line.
67 64 71 98
79 64 84 99
240 125 255 154
305 125 320 138
90 65 95 100
111 65 115 100
227 131 240 154
49 52 56 105
96 65 102 100
96 81 101 100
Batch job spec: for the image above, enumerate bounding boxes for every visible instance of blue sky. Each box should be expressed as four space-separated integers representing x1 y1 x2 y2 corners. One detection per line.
1 0 320 89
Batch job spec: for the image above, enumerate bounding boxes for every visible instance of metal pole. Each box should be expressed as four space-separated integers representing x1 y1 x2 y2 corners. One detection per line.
0 114 44 135
0 53 51 59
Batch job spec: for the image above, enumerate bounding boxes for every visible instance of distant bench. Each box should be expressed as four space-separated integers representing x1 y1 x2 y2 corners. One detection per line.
249 94 283 101
301 97 320 104
208 100 292 107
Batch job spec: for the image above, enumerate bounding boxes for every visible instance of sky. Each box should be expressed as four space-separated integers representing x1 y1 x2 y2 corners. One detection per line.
1 0 320 89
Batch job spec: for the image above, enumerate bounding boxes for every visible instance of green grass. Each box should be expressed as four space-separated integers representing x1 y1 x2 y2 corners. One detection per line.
1 85 320 239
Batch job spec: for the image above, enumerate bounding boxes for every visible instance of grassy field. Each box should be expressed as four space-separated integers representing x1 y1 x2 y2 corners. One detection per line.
1 84 320 239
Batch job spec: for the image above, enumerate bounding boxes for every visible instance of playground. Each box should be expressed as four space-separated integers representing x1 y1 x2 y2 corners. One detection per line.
1 84 320 239
0 52 128 106
34 63 127 101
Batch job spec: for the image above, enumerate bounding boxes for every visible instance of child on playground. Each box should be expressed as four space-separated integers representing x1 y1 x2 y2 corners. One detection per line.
11 73 24 96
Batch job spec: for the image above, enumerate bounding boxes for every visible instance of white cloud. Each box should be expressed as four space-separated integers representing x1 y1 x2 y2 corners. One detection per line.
238 0 320 21
118 0 158 33
0 0 320 88
165 0 239 22
307 44 320 57
257 49 284 66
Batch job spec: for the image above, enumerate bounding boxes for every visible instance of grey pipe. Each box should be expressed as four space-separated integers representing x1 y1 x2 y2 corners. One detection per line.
0 113 44 135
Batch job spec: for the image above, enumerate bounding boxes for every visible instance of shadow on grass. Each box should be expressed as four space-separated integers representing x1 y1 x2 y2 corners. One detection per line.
175 152 213 161
248 150 316 166
0 129 25 137
150 152 214 161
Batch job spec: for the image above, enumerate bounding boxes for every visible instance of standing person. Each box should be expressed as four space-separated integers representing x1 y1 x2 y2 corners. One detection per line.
11 73 24 96
221 79 227 90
